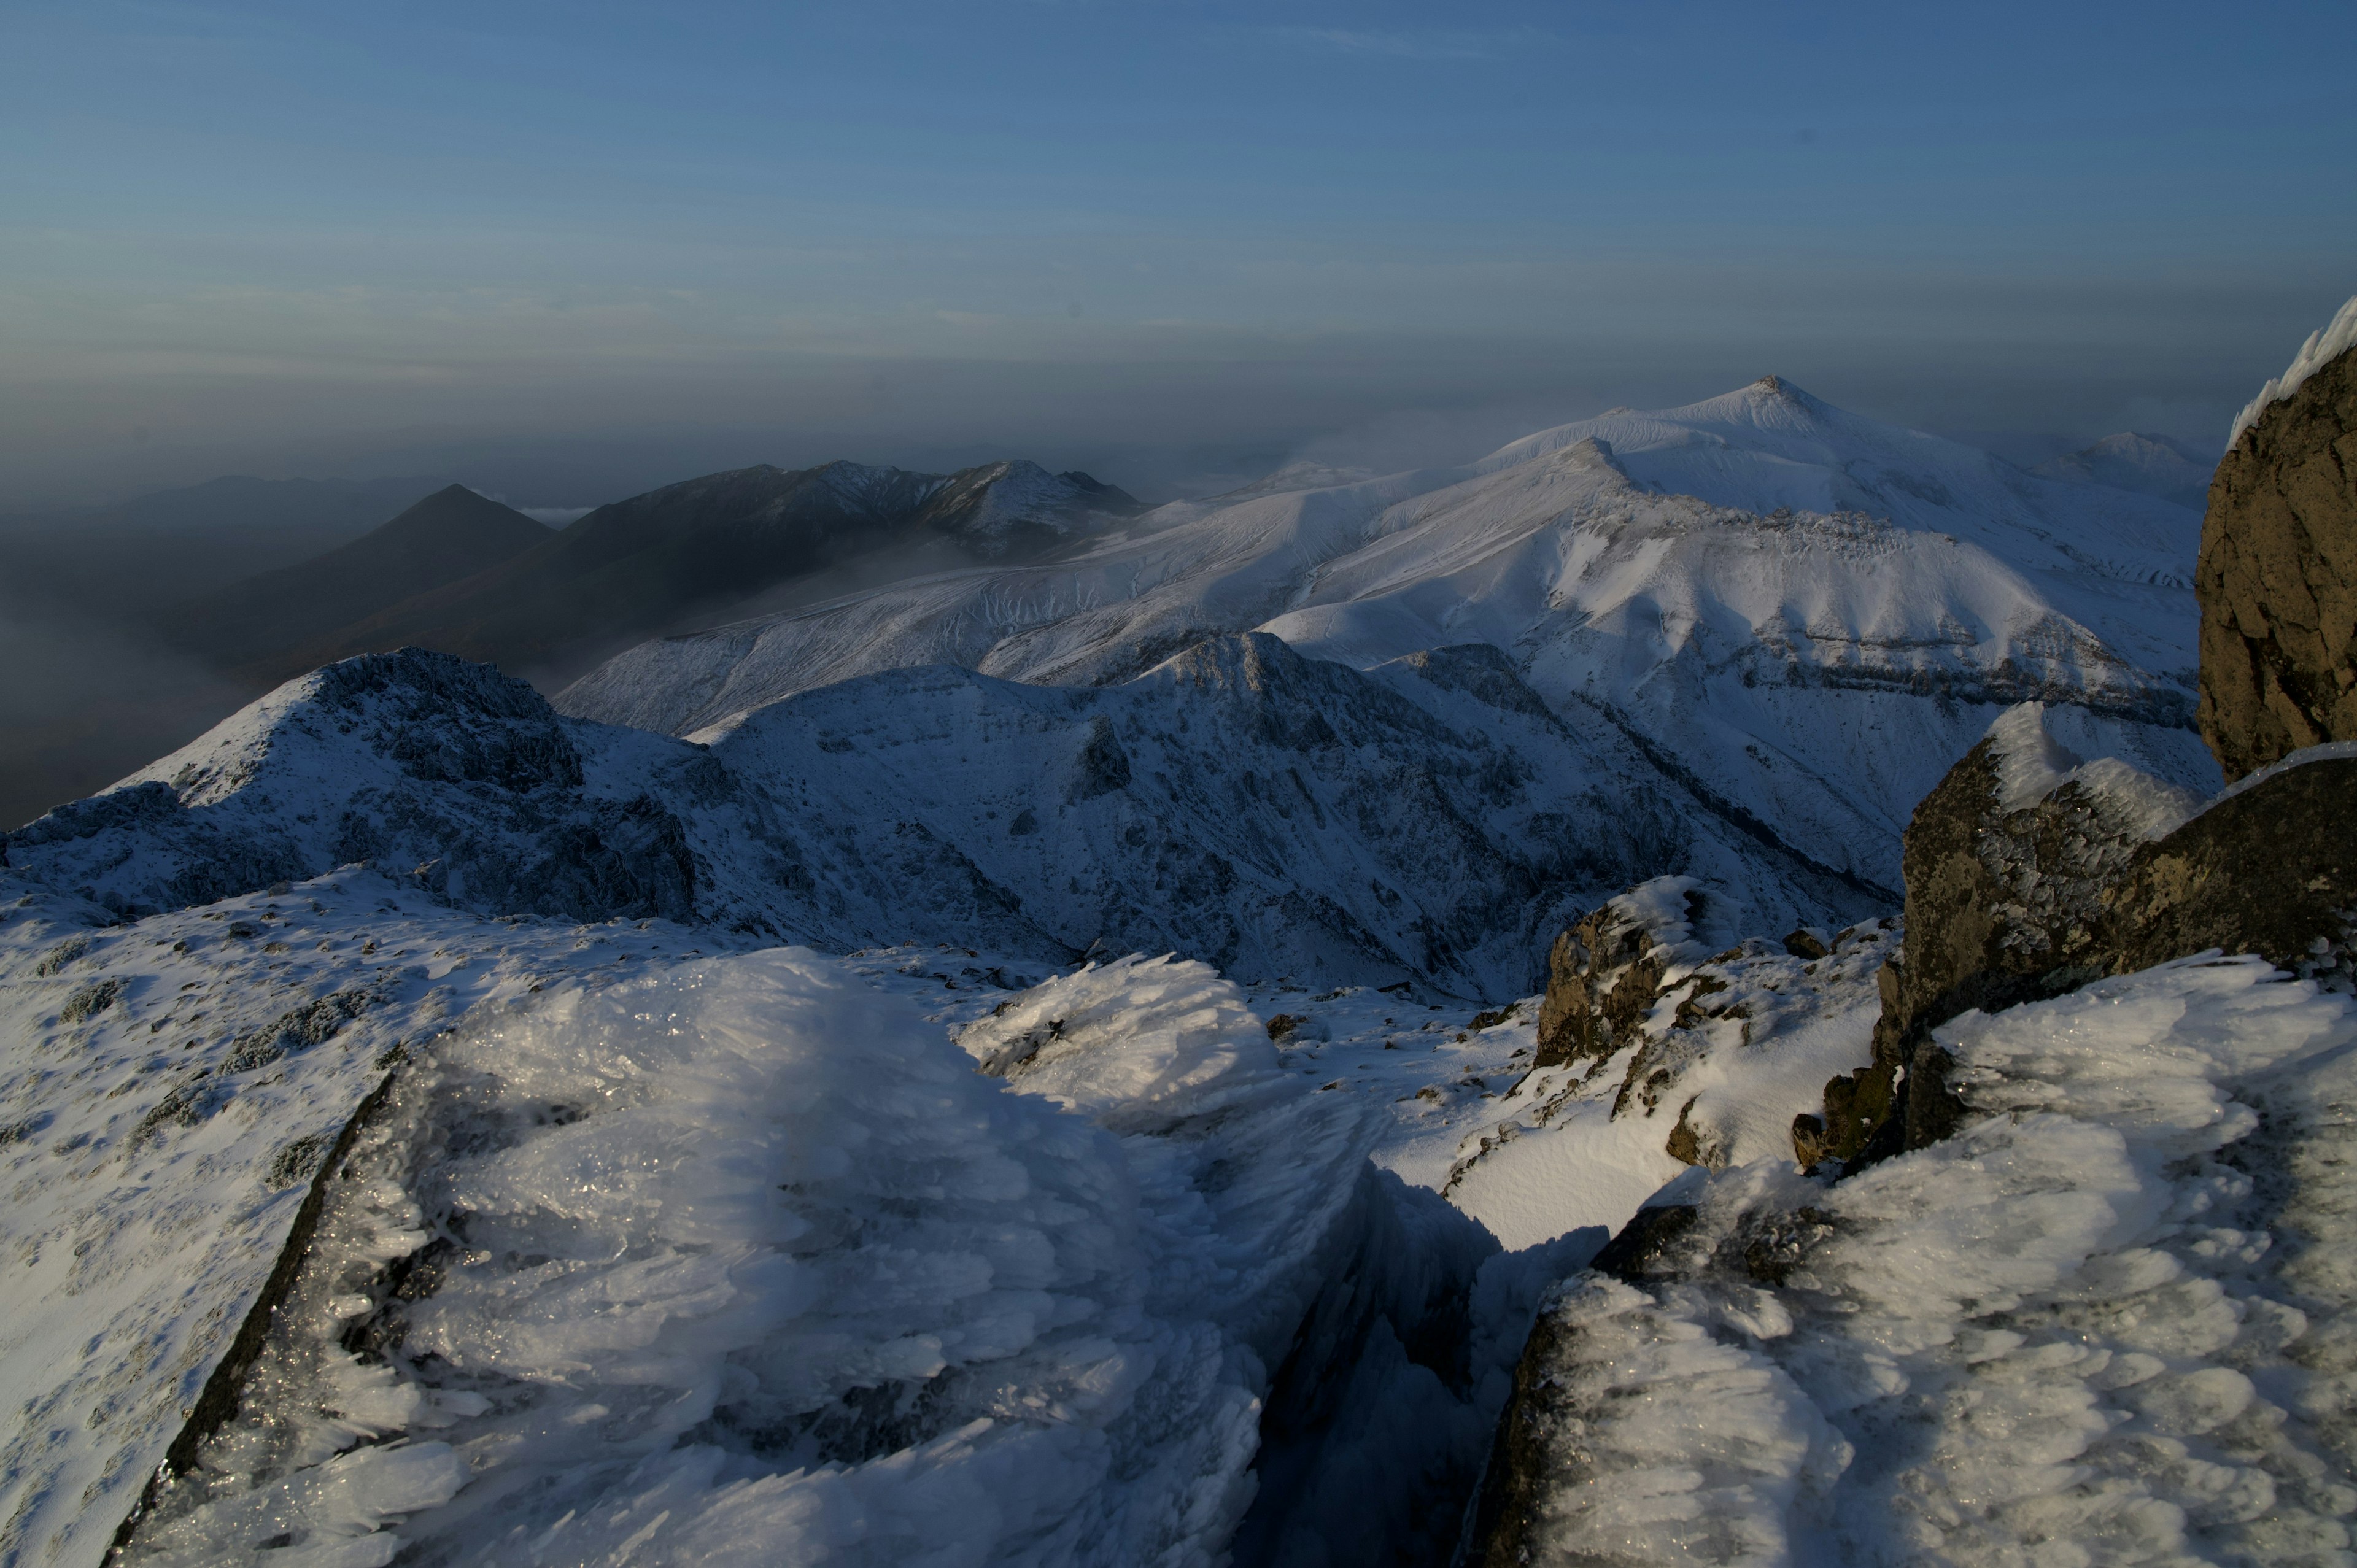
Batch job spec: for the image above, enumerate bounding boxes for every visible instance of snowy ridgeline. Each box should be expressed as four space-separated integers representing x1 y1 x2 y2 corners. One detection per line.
0 641 1877 1000
557 376 2218 891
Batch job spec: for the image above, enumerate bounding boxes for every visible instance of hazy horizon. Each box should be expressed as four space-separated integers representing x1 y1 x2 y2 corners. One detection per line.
5 1 2354 513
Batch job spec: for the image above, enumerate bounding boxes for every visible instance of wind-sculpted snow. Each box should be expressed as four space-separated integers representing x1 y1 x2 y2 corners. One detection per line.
1491 956 2357 1565
0 865 705 1568
4 639 1876 997
106 946 1539 1567
559 379 2216 886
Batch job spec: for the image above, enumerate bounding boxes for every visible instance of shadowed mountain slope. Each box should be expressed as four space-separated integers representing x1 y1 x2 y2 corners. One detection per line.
160 485 551 671
249 458 1137 686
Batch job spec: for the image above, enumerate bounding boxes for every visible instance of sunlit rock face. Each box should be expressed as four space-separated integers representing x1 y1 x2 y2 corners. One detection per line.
2199 339 2357 781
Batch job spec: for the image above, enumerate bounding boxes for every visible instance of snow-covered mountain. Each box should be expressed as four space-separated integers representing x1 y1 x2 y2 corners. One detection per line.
2030 430 2216 509
559 378 2217 889
2 644 1875 1000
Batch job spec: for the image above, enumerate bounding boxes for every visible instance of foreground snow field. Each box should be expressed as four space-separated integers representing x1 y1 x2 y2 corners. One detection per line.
15 832 2351 1564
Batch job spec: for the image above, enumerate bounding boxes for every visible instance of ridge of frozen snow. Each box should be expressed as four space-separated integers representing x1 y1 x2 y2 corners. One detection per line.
2207 737 2357 813
1984 700 2202 838
2229 292 2357 448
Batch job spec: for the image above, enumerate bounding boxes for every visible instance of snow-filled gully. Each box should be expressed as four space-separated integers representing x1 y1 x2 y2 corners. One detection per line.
112 951 1561 1567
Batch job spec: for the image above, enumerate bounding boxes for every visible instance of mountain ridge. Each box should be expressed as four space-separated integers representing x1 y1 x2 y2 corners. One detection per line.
557 379 2215 889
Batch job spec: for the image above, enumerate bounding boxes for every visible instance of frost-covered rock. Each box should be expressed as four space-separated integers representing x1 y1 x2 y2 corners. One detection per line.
1441 908 1883 1253
1529 877 1713 1072
1806 702 2200 1168
2199 312 2357 781
1472 955 2357 1567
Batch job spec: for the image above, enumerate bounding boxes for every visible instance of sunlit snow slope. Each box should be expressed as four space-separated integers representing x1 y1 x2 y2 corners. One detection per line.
559 379 2216 888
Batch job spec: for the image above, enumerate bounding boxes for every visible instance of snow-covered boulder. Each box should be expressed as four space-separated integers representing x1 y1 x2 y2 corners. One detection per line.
1468 954 2357 1566
1806 702 2200 1167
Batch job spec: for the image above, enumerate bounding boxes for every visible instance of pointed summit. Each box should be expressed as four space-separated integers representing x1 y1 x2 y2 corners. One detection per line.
161 487 549 673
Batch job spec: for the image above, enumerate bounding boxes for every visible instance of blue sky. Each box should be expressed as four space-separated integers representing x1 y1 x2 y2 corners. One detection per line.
3 0 2353 506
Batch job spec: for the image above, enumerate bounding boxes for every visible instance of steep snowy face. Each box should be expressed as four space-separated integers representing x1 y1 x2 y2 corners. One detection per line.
558 382 2212 886
1 651 698 925
683 634 1882 994
1479 377 2198 587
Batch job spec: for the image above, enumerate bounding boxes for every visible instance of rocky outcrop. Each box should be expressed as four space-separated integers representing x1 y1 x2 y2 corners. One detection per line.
2198 339 2357 781
1803 706 2355 1170
2105 753 2357 979
1531 880 1708 1070
1802 705 2198 1166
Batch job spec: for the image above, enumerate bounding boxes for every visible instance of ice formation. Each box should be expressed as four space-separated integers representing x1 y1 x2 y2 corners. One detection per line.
114 948 1534 1566
2228 291 2357 447
1504 956 2357 1564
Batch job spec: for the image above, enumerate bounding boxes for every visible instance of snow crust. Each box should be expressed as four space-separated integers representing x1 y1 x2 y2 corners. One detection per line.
1984 700 2203 836
1511 955 2357 1564
2207 737 2357 811
120 951 1342 1564
2229 292 2357 448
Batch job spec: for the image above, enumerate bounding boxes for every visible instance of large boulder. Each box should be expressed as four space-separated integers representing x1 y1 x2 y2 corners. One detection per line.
1802 704 2197 1167
2198 335 2357 781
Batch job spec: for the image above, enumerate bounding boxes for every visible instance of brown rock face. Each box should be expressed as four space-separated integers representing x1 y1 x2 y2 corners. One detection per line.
1809 738 2357 1170
2198 342 2357 782
1530 896 1692 1070
2103 757 2357 977
1806 719 2175 1167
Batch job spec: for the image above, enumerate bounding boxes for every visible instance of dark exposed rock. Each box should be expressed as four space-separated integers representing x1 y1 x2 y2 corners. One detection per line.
1588 1203 1700 1283
223 986 384 1075
1531 887 1704 1070
1807 708 2355 1171
2103 755 2357 976
1780 926 1829 960
1806 705 2197 1168
58 977 123 1023
1463 1297 1593 1567
2198 341 2357 782
1067 715 1132 801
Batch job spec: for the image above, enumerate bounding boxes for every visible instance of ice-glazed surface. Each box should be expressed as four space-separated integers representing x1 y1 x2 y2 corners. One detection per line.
1506 955 2357 1564
1984 699 2204 836
116 947 1515 1566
